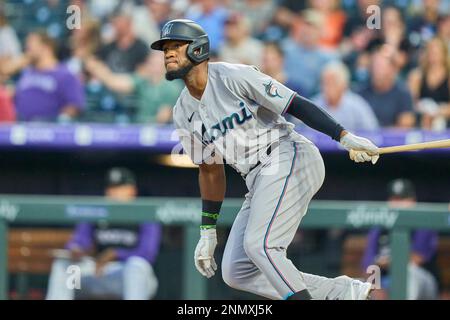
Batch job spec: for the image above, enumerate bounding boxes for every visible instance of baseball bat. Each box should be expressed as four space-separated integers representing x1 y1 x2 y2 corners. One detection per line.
349 139 450 159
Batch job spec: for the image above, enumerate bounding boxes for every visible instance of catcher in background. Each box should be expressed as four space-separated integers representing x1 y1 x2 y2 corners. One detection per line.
152 19 379 300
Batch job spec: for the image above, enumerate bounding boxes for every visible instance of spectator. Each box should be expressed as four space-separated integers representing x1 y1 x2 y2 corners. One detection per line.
97 9 149 73
382 6 413 72
261 42 291 88
87 0 120 22
46 167 162 300
14 31 84 122
273 0 308 33
342 0 380 38
309 0 347 52
65 19 102 77
219 13 264 67
230 0 276 38
437 14 450 50
281 9 335 98
260 41 307 126
381 7 408 48
131 0 172 46
341 25 375 84
408 0 443 46
69 0 97 23
0 6 22 59
362 179 439 300
260 41 306 127
313 61 379 131
357 45 416 128
91 8 150 122
185 0 229 53
340 0 380 80
84 52 183 124
408 37 450 130
0 78 15 123
0 6 26 79
365 6 414 77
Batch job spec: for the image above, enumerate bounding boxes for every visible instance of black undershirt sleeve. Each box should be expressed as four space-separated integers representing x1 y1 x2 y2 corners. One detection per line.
285 94 345 141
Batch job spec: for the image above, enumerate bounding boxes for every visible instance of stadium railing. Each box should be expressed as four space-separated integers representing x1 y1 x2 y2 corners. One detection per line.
0 195 449 300
0 123 449 153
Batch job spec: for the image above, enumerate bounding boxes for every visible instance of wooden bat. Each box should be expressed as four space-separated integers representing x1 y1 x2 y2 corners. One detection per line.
350 139 450 159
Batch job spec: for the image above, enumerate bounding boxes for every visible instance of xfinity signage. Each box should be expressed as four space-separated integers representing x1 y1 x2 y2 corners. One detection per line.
346 205 399 228
156 201 201 224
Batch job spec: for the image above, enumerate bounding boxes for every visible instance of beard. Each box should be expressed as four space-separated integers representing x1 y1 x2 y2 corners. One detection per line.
165 61 194 81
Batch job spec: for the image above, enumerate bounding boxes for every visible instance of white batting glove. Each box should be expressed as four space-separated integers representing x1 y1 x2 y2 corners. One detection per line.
340 132 380 164
194 228 218 278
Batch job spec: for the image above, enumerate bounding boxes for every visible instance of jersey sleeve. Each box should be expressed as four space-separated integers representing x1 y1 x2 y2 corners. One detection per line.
229 65 297 115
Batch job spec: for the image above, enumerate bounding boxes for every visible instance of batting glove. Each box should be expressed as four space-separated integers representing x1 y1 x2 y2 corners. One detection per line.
194 228 218 278
340 132 380 164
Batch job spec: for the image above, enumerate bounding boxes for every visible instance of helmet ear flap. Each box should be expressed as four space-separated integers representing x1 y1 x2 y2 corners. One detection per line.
187 36 210 64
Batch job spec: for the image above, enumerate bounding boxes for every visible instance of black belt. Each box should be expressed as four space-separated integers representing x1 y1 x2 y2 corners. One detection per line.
242 144 273 178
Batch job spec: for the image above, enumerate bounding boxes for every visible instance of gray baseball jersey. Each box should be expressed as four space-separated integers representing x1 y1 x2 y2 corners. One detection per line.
173 62 309 175
174 62 362 299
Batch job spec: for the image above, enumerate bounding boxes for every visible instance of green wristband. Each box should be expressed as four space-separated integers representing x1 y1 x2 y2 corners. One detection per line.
202 212 220 220
200 225 216 230
201 200 222 228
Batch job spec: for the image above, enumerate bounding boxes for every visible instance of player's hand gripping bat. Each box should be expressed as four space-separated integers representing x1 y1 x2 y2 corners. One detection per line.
350 139 450 160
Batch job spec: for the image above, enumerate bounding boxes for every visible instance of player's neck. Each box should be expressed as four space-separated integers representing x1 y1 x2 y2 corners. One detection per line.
185 62 208 101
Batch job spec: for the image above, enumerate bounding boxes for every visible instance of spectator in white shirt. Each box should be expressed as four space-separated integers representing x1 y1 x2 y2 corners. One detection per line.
0 8 21 59
313 61 379 131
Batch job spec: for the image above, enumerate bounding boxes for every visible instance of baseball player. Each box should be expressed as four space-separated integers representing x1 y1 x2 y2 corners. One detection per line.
151 19 379 300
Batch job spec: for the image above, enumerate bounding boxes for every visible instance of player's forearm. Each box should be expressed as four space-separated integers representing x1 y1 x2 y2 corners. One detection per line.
199 163 225 229
199 163 226 201
285 94 345 141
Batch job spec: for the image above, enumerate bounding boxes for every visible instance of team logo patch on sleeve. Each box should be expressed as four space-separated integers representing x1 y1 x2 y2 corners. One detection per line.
263 81 283 98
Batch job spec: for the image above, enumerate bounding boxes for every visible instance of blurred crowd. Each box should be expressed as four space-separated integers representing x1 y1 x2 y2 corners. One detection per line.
0 0 448 130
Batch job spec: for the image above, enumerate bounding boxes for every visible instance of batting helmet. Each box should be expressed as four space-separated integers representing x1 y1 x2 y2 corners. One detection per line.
150 19 210 64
